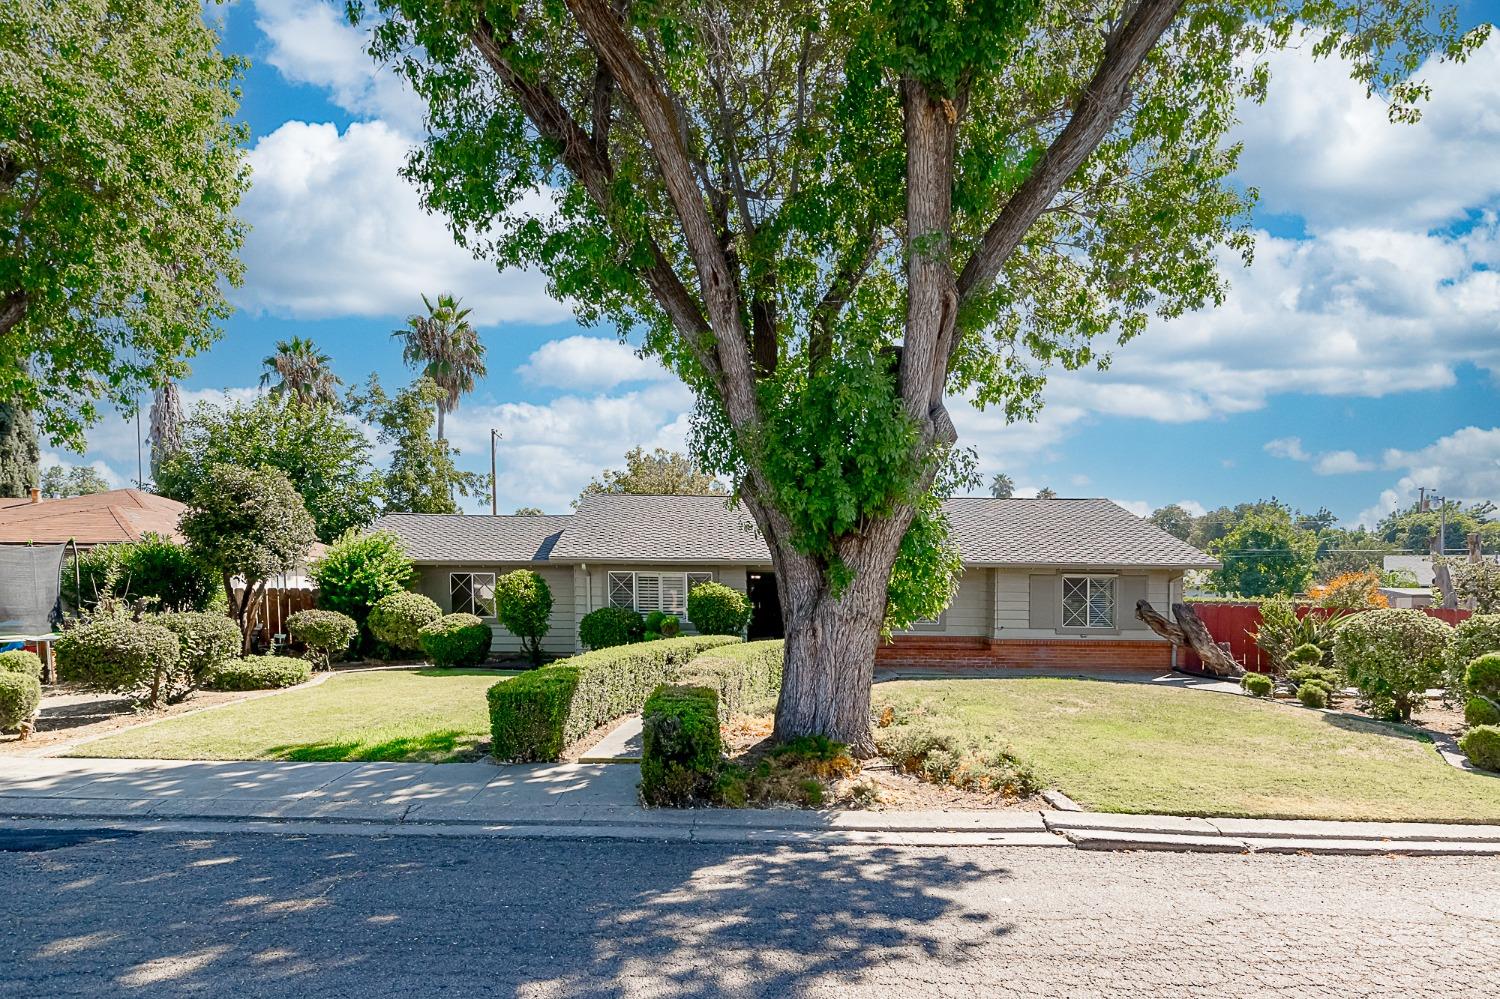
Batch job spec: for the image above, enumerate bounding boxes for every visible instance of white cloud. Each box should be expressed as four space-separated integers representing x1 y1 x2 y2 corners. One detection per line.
517 336 672 391
1356 425 1500 526
251 0 426 133
236 121 569 324
442 382 698 511
1235 37 1500 230
1264 437 1311 462
1312 450 1376 475
1113 499 1152 517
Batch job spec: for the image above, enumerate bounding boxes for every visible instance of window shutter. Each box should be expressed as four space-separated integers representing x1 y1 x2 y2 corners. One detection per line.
635 574 661 613
474 574 496 617
1028 574 1056 630
1119 576 1148 630
661 574 687 614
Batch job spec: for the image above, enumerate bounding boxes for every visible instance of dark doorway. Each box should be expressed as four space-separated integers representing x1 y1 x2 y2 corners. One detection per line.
746 571 783 640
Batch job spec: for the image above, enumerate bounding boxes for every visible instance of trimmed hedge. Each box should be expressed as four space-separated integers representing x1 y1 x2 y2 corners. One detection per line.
1445 614 1500 695
203 656 312 691
578 606 644 650
368 591 443 653
1459 725 1500 772
0 671 42 732
1240 672 1274 697
674 640 783 719
154 611 241 692
419 613 492 667
488 634 740 761
287 609 359 670
494 570 553 666
54 619 182 708
640 685 722 805
0 650 43 681
687 581 751 636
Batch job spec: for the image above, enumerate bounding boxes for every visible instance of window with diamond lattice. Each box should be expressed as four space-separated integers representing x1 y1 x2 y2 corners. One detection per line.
450 572 496 617
1061 576 1114 629
605 571 716 615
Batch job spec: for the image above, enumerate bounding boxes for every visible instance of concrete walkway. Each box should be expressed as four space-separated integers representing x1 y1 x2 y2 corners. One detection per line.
4 757 1499 855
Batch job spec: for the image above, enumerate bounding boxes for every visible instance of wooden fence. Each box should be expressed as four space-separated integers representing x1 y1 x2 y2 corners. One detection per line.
1184 602 1474 673
235 584 317 653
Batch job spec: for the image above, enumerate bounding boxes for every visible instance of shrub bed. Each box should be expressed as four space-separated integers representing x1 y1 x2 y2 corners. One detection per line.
203 656 313 691
367 591 443 653
674 640 783 718
0 671 42 733
0 649 44 681
54 619 182 708
578 606 644 650
639 685 722 805
287 609 359 670
154 611 241 695
419 613 493 667
488 634 739 761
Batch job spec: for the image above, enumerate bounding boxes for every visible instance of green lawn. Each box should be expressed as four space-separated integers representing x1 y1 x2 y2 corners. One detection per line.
70 669 517 764
874 677 1500 822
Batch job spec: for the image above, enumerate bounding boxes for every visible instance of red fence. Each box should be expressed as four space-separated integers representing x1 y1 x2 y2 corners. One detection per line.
1184 602 1473 674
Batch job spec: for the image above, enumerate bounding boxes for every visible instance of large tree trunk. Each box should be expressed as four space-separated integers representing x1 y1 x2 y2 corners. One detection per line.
1134 599 1245 679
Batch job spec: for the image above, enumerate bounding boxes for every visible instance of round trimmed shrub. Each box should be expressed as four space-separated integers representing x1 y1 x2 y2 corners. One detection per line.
1240 672 1274 698
0 649 44 681
1466 695 1500 728
1466 652 1500 698
367 591 442 653
1458 725 1500 772
1287 642 1324 668
1444 614 1500 694
1297 681 1330 709
418 613 492 667
54 619 182 708
1332 608 1452 721
287 609 359 670
203 656 312 691
153 612 241 695
494 570 553 666
579 606 644 650
0 671 42 733
687 581 751 636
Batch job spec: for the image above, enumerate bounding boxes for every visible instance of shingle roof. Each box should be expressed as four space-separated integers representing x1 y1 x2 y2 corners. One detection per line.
0 489 187 546
943 497 1218 568
372 513 571 564
549 494 768 563
374 495 1216 569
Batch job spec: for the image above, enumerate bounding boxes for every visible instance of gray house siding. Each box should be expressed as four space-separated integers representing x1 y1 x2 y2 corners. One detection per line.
411 563 576 658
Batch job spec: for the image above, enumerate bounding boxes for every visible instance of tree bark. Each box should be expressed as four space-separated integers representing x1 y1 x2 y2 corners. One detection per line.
1134 599 1245 679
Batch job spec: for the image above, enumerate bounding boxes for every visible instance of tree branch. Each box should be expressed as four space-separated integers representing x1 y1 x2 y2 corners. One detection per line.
954 0 1184 316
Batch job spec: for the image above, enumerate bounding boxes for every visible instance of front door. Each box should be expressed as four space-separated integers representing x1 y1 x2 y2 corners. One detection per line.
745 571 783 640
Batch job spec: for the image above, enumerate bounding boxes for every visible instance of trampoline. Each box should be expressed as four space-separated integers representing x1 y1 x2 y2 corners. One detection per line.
0 542 69 681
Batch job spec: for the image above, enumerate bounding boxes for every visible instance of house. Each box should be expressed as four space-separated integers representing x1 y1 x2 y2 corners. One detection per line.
1379 586 1434 609
0 488 188 547
374 494 1218 669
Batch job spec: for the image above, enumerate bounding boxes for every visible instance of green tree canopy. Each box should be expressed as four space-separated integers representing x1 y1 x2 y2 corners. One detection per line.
357 0 1484 752
1207 506 1319 597
40 463 109 498
357 376 485 514
1378 500 1499 555
1148 504 1195 542
179 464 317 652
155 395 383 543
579 446 727 504
1 0 248 448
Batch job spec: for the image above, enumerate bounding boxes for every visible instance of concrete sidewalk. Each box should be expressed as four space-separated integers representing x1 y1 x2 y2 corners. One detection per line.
3 757 1498 854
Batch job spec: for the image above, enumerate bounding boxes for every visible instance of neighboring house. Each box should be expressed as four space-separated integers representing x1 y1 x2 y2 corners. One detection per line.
374 494 1218 669
1380 586 1434 609
0 488 187 547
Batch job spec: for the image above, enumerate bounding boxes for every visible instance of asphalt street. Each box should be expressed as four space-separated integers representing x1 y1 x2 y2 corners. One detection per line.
4 827 1497 998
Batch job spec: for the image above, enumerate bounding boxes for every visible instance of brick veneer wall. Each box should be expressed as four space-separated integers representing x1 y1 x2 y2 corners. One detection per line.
875 635 1172 671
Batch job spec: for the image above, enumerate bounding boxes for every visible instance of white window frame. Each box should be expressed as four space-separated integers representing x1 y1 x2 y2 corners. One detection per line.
606 570 716 616
1061 574 1116 630
449 572 497 618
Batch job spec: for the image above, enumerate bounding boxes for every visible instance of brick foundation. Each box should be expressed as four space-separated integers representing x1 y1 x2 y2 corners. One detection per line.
875 635 1173 671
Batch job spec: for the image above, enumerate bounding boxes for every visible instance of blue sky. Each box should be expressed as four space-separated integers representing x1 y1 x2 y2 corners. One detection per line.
55 1 1500 525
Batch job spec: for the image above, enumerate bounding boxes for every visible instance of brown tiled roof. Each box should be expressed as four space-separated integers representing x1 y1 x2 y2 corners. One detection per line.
371 512 572 564
0 489 187 546
374 494 1217 569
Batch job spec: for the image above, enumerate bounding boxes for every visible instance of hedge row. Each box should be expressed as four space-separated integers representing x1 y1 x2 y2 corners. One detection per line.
640 685 721 805
487 634 740 761
674 640 783 719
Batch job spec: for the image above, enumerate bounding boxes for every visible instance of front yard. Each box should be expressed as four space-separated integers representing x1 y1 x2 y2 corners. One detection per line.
874 677 1500 822
68 669 517 764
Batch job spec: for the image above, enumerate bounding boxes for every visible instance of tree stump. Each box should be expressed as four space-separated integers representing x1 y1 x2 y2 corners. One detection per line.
1134 599 1246 679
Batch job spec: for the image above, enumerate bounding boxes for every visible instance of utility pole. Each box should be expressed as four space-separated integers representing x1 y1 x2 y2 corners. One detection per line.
134 402 143 489
490 429 501 515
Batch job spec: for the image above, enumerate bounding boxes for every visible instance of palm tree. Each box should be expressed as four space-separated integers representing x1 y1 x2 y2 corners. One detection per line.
392 294 486 441
260 336 341 406
1036 486 1058 499
989 473 1014 499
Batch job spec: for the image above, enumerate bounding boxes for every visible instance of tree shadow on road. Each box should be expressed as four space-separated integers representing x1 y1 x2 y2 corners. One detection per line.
6 832 1015 998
